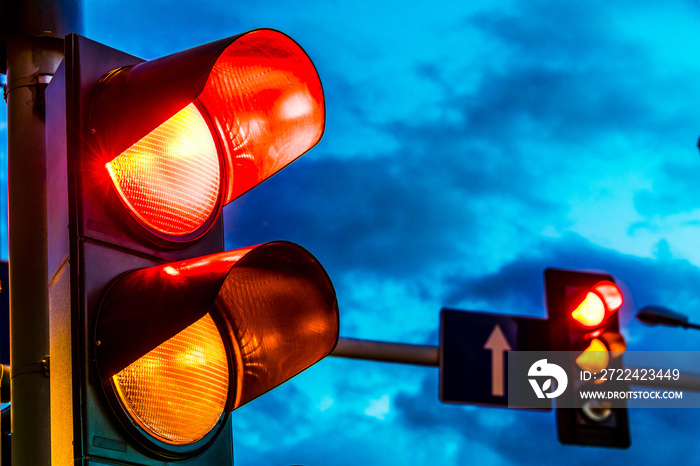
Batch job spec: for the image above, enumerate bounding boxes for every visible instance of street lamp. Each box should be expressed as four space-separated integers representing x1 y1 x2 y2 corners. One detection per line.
636 306 700 330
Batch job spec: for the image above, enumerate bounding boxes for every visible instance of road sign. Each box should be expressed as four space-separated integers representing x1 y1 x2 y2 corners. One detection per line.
439 308 550 408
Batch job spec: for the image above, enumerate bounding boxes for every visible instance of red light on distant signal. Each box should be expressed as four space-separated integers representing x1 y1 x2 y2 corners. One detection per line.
572 292 606 327
571 281 623 328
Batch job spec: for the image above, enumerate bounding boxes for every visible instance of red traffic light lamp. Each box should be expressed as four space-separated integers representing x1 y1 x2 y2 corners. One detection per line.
570 280 623 328
544 268 630 449
88 29 324 244
46 29 338 464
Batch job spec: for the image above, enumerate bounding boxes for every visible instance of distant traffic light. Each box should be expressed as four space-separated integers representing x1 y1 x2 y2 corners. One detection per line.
46 30 338 464
544 268 630 449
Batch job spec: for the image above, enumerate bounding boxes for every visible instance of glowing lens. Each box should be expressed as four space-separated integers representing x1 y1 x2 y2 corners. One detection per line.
112 313 229 445
572 292 606 327
106 103 220 237
575 338 609 374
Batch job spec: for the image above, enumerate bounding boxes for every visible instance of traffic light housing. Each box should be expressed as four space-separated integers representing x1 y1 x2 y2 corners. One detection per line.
46 30 338 464
544 268 630 449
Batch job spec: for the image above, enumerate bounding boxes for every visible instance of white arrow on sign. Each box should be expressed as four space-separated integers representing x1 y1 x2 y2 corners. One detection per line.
483 325 512 397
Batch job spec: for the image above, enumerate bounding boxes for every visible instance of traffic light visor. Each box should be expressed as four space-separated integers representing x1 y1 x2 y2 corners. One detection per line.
593 281 623 312
92 29 325 241
95 241 339 448
200 29 325 204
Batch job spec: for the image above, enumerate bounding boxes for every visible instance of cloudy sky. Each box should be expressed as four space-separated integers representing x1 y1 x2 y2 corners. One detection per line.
3 0 700 464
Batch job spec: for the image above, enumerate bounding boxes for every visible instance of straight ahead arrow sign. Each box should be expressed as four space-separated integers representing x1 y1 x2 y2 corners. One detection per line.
483 325 512 397
440 309 549 408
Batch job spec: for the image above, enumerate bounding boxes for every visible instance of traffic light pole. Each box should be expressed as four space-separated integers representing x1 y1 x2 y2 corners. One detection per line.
2 1 82 464
331 337 439 366
5 36 64 466
330 337 700 392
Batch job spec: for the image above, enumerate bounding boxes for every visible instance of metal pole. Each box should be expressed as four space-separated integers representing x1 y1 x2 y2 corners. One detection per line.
5 37 64 466
330 338 700 392
2 2 83 465
331 337 440 366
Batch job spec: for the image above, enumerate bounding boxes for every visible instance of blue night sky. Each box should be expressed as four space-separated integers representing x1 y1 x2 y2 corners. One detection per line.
3 0 700 464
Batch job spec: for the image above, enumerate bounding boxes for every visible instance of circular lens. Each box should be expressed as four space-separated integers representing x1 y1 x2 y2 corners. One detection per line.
581 400 613 423
106 103 222 238
571 292 606 327
112 313 229 445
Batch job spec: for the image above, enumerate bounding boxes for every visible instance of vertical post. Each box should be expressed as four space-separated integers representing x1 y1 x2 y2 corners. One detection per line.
1 1 82 464
6 38 64 466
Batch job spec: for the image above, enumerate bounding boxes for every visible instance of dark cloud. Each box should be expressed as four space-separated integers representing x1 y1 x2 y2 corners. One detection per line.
461 65 651 144
221 0 697 291
85 0 332 61
446 234 700 312
442 232 700 349
394 373 560 465
233 359 438 465
471 3 606 54
223 146 560 281
462 3 692 148
234 420 410 466
222 72 569 280
634 158 700 218
459 2 700 226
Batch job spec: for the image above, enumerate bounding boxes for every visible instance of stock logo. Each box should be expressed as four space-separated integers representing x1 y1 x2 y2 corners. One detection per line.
528 359 568 399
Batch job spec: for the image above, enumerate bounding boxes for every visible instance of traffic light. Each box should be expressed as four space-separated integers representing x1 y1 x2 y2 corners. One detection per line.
544 268 630 448
45 30 339 464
